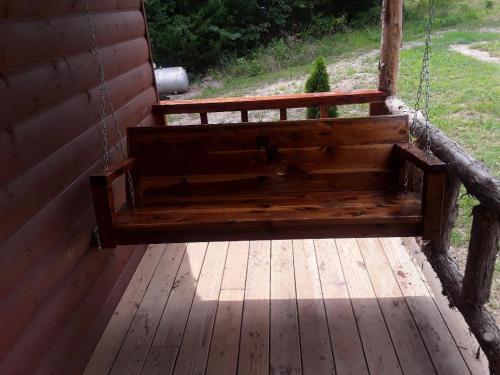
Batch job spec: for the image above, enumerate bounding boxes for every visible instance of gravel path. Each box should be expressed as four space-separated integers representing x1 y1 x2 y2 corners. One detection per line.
450 44 500 64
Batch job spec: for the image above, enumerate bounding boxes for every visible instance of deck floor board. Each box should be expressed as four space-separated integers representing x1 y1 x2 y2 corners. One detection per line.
85 238 487 375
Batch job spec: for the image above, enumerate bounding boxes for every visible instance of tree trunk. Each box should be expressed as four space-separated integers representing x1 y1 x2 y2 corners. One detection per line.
378 0 403 96
371 0 403 116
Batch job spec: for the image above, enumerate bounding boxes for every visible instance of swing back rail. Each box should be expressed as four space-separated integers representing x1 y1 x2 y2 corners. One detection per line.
151 89 387 125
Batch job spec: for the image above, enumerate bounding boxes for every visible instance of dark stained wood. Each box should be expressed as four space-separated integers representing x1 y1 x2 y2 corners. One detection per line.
0 10 146 74
394 143 446 172
128 115 409 154
0 89 154 244
320 106 329 118
0 171 96 300
139 145 394 177
0 244 144 375
92 158 138 185
89 114 448 247
423 170 461 256
0 2 156 373
1 38 150 129
139 172 392 200
0 208 94 359
462 205 500 305
152 112 166 126
394 144 447 239
369 102 389 116
152 89 387 114
241 110 249 122
1 0 142 17
117 223 421 245
280 108 287 120
422 172 446 239
1 67 155 186
34 244 146 375
200 112 209 125
116 191 421 226
91 181 117 249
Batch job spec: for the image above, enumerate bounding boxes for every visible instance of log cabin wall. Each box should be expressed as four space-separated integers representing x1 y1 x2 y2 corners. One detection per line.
0 1 157 373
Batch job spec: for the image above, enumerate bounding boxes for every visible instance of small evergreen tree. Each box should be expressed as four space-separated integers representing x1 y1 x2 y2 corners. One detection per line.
305 56 337 119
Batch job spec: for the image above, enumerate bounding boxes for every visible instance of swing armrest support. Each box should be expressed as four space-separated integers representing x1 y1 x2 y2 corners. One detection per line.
394 143 447 240
91 158 138 186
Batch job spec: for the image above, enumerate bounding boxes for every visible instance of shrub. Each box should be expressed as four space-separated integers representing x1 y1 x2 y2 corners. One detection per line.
305 57 337 119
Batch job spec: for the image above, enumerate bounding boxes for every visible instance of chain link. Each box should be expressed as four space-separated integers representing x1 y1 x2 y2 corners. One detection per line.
405 0 435 191
83 0 135 206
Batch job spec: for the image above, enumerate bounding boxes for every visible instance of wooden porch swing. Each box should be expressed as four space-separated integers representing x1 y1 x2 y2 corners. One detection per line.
89 1 447 249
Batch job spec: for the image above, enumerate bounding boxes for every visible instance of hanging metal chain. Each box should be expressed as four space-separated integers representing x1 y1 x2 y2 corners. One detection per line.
411 0 435 154
83 0 135 206
404 0 435 191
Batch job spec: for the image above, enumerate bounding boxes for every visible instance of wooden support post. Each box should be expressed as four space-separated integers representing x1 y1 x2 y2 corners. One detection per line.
200 112 208 125
90 178 117 248
241 110 249 122
371 0 403 116
462 205 500 305
280 108 287 120
422 172 446 240
152 112 167 126
320 106 329 118
423 171 461 256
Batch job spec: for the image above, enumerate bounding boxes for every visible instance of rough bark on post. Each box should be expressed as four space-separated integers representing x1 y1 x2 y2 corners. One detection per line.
371 0 403 115
423 171 462 256
462 205 500 305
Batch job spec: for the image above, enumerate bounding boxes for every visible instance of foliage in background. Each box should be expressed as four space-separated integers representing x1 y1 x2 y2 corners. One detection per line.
144 0 378 72
305 57 337 118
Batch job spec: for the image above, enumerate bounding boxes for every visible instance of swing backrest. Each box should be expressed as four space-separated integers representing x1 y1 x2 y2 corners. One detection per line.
127 115 409 204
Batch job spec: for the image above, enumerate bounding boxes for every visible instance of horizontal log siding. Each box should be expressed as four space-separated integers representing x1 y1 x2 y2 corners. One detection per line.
0 2 155 374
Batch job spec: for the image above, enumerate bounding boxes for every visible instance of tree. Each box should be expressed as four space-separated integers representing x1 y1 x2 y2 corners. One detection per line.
305 56 337 119
144 0 379 73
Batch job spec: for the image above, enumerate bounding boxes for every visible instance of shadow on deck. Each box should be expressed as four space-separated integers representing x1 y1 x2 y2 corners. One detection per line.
84 238 488 375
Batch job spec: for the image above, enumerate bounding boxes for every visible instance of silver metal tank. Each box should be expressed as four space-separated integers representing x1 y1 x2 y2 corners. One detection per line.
155 67 189 95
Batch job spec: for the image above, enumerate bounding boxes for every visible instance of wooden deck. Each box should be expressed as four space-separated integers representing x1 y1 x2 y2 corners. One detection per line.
85 238 489 375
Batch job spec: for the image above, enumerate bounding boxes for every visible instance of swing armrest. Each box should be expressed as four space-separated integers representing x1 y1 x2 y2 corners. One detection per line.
394 143 446 173
89 157 138 249
394 143 447 240
90 158 138 186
